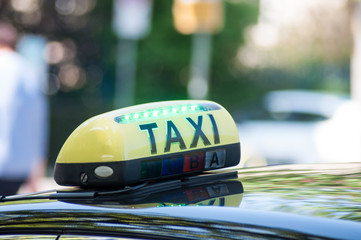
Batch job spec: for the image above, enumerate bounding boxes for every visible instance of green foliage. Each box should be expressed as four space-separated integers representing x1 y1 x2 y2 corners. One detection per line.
136 1 191 103
136 1 260 111
209 1 260 111
0 1 259 165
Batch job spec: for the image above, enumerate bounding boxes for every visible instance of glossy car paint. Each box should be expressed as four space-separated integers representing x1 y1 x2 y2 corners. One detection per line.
1 163 361 239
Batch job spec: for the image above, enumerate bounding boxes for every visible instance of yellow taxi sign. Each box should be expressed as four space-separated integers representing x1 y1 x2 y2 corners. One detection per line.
54 100 240 188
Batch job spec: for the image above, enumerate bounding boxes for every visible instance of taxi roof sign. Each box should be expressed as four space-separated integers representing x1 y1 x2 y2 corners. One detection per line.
54 100 240 188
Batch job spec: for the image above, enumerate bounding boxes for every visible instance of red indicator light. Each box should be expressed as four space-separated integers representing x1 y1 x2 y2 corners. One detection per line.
183 152 205 172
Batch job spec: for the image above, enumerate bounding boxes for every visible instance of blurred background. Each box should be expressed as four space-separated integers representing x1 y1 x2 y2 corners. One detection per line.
1 0 360 181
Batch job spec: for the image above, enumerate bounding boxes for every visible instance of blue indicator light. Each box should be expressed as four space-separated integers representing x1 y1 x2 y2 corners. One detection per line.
162 156 184 176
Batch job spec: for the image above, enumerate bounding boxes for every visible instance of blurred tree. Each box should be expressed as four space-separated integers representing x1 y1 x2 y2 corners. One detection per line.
136 0 191 103
0 0 259 167
0 0 117 166
238 0 352 94
210 0 260 110
137 0 259 111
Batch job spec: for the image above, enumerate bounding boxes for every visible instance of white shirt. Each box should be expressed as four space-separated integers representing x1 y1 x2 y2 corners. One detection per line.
0 49 47 179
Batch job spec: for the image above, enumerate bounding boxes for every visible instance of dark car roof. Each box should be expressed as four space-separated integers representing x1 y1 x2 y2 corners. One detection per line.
2 201 361 239
1 163 361 239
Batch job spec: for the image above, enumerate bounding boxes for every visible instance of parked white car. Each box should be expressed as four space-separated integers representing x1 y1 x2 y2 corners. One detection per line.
314 101 361 163
236 90 349 167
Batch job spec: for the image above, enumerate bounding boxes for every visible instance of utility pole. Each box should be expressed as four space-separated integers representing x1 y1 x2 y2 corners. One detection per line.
112 0 153 108
172 0 224 99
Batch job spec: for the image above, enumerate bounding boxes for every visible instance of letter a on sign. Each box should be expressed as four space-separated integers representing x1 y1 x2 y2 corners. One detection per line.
205 149 226 170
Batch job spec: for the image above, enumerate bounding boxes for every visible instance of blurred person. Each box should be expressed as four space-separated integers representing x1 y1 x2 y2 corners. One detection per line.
0 21 48 196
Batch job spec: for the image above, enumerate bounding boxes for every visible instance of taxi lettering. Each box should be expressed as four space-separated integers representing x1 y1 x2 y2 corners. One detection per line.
139 114 220 155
